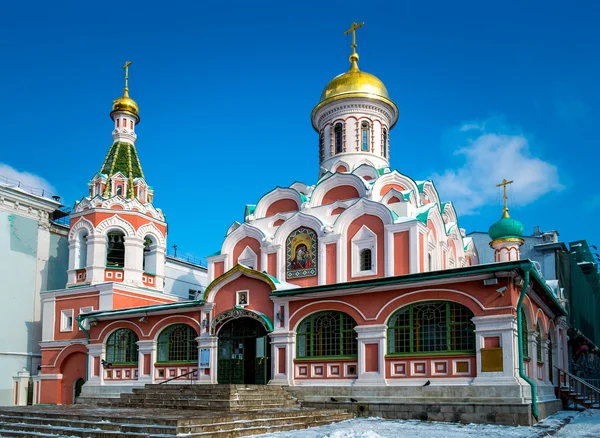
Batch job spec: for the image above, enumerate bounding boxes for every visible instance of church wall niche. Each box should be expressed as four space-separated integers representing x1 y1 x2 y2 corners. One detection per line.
326 243 337 284
232 237 261 271
265 198 299 217
346 215 385 281
214 261 225 278
322 185 360 205
267 253 277 277
393 231 410 276
380 183 406 198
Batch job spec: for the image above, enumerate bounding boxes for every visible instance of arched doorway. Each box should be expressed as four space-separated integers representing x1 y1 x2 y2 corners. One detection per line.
74 378 85 401
217 318 270 384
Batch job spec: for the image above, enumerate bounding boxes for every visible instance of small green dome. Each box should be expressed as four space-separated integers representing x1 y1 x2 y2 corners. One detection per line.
488 214 524 241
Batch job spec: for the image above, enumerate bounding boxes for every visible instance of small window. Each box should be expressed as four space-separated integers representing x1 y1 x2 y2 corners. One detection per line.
61 309 74 332
382 128 388 158
188 289 197 300
116 119 120 128
116 185 123 196
360 249 372 271
334 123 343 153
130 120 133 129
122 118 126 127
361 121 370 151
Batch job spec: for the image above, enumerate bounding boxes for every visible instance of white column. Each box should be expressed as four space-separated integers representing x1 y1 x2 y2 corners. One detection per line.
86 235 107 284
86 344 104 386
153 246 166 291
124 236 144 287
137 340 156 384
543 338 551 384
67 240 78 286
354 324 387 386
269 331 295 385
472 315 522 385
12 368 31 406
197 335 218 384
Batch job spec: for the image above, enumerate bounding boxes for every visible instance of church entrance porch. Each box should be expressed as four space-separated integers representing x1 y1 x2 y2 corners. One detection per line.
217 317 270 384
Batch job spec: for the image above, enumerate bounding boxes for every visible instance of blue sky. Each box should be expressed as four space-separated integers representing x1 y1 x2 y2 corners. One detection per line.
1 1 599 259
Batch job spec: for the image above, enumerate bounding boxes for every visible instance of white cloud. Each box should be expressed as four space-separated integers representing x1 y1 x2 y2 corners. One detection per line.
431 119 563 215
0 162 56 196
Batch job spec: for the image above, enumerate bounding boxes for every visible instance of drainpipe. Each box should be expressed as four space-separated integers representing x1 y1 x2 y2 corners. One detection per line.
76 316 90 381
516 267 538 420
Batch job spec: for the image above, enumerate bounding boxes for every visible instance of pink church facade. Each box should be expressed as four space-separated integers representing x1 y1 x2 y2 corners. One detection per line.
34 27 568 424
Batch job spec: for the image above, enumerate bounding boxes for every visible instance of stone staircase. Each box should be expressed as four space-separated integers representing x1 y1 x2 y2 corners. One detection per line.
0 405 353 437
99 384 301 411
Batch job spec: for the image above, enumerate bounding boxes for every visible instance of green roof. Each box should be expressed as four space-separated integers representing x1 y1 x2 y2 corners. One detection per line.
99 141 145 198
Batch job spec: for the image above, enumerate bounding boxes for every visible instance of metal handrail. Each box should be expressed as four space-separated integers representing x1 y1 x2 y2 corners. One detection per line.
158 369 197 385
554 365 600 407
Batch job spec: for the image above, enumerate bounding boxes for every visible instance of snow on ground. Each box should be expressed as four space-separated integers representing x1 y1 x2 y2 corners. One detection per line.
554 409 600 437
255 410 600 438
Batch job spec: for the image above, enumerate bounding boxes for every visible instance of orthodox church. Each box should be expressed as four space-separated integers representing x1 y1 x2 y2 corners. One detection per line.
35 23 568 424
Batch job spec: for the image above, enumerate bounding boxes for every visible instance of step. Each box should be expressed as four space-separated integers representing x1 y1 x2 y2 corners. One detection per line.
0 422 173 438
183 413 353 434
0 409 180 426
0 413 177 434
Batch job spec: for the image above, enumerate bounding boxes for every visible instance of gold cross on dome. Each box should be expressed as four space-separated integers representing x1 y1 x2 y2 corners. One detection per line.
344 21 364 56
122 61 132 90
496 178 514 217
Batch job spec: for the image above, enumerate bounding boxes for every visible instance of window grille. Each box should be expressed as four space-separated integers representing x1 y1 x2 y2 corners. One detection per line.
157 324 198 363
297 311 357 358
360 249 372 271
106 328 139 364
387 302 475 354
334 123 343 153
106 232 125 267
521 309 529 358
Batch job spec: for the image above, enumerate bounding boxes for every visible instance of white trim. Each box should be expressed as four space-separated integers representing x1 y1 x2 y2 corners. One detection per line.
60 309 74 332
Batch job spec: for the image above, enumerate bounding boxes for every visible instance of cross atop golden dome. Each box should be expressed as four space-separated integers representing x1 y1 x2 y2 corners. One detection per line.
312 22 398 126
111 61 140 122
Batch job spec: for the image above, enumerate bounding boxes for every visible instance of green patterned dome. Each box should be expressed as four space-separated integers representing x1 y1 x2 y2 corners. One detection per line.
488 214 524 241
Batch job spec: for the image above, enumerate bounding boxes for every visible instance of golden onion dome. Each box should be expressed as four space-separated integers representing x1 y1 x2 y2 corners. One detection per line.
111 88 140 122
312 53 398 129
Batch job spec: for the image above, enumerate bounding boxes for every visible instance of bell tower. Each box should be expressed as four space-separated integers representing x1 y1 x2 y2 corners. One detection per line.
66 62 167 290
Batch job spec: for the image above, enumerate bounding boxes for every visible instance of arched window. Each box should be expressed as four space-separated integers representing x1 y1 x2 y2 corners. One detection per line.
388 302 475 354
106 328 139 364
75 230 88 269
536 322 543 363
382 128 388 158
142 235 157 274
361 121 370 151
360 249 372 271
116 185 123 196
334 123 343 154
106 231 125 267
297 311 357 358
521 309 529 358
157 324 198 363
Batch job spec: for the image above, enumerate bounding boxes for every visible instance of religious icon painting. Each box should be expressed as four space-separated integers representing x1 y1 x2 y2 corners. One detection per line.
236 290 249 307
286 227 318 279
